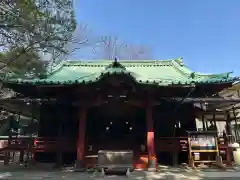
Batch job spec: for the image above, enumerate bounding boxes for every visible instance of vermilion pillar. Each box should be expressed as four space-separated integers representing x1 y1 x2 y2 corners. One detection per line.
76 107 87 169
146 102 156 171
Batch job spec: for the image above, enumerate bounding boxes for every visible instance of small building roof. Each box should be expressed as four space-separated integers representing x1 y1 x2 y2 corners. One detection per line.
3 59 238 86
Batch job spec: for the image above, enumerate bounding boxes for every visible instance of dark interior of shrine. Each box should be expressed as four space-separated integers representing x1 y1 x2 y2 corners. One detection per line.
36 103 79 164
153 101 196 165
35 100 197 166
86 102 146 154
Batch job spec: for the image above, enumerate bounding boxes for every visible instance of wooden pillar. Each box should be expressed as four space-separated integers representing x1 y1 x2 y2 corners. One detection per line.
18 113 24 163
146 101 156 171
56 105 63 167
226 112 232 135
213 110 217 128
200 103 206 131
232 107 238 141
76 107 87 169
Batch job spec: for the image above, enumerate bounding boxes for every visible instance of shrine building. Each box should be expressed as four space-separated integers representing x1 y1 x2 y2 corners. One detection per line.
3 58 238 169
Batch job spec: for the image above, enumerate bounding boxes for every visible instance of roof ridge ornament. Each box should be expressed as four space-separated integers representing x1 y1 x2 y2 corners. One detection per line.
226 72 232 79
105 57 126 70
113 57 118 67
175 57 184 66
190 72 195 79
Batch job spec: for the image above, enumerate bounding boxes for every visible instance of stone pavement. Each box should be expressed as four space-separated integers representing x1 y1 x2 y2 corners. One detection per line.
0 165 240 180
0 170 201 180
0 170 239 180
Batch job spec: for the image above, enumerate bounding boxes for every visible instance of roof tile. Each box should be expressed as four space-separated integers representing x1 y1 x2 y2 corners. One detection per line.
4 59 238 86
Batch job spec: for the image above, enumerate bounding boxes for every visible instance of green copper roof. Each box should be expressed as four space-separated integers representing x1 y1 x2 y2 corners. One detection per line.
4 59 237 86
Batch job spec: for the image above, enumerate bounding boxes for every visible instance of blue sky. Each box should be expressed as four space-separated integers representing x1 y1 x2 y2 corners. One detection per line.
74 0 240 75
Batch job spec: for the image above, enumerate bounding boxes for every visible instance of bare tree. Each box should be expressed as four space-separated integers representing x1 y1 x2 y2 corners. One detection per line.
48 24 92 67
100 36 120 60
121 44 153 60
96 36 153 60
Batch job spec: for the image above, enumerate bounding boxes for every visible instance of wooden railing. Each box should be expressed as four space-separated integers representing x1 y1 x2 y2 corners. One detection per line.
0 136 75 152
155 137 188 152
0 136 233 166
33 137 75 152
